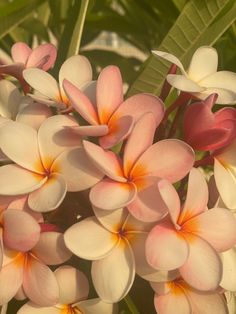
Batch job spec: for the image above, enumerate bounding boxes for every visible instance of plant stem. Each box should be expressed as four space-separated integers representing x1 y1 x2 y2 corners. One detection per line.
163 92 190 122
124 295 140 314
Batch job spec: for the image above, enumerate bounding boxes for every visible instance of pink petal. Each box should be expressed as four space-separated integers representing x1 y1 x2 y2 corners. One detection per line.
26 44 57 71
158 179 180 225
91 240 135 302
0 164 46 195
28 173 66 212
178 168 208 224
54 266 89 304
38 115 80 170
16 103 52 130
99 115 134 149
184 208 236 252
127 177 168 222
32 232 72 265
146 222 188 270
0 122 44 173
11 42 32 64
52 147 104 191
3 209 40 251
83 140 125 181
180 234 222 291
63 79 99 125
123 113 156 177
23 255 59 306
64 217 117 260
90 179 137 210
215 107 236 122
110 93 164 127
154 289 191 314
96 65 123 124
131 139 194 183
66 125 109 137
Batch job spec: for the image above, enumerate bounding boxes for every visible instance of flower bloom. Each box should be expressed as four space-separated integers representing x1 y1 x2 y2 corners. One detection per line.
0 115 103 212
83 113 194 222
153 46 236 104
63 65 165 149
23 55 93 111
151 278 228 314
0 231 72 306
146 168 236 291
184 94 236 151
64 206 153 302
17 265 116 314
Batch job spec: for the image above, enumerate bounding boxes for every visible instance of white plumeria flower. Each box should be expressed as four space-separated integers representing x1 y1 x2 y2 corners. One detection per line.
17 265 117 314
153 46 236 104
23 55 93 111
64 207 154 303
0 115 103 212
225 291 236 314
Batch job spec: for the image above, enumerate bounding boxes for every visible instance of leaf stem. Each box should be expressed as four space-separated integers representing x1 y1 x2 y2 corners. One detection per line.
124 295 140 314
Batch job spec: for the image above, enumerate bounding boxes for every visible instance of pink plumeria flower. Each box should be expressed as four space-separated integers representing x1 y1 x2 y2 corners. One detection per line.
23 55 93 111
0 115 103 212
184 94 236 151
0 231 72 306
146 168 236 291
0 42 57 92
83 113 194 222
17 265 117 314
63 65 165 149
151 278 228 314
214 139 236 209
153 47 236 104
65 207 154 302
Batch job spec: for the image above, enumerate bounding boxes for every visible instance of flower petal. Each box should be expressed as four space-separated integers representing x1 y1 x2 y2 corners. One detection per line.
188 47 218 81
131 139 194 183
167 74 205 92
178 168 208 224
0 164 46 195
23 68 59 100
193 88 236 104
220 249 236 291
123 113 156 177
17 303 60 314
91 240 135 302
64 217 117 260
78 298 117 314
23 255 59 306
146 222 188 270
54 265 89 304
16 103 52 130
3 209 40 251
0 79 21 119
11 42 31 64
0 121 44 173
152 50 186 74
59 55 92 91
97 65 123 124
63 79 98 125
180 234 222 291
90 179 137 210
26 44 57 71
52 147 104 191
199 71 236 93
67 125 108 137
83 140 125 181
184 208 236 252
32 232 72 265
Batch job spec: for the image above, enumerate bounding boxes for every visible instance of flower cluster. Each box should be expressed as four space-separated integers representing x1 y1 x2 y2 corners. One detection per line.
0 43 235 314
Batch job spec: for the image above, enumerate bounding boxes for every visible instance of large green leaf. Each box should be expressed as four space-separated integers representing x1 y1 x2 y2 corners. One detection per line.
128 0 236 96
0 0 46 39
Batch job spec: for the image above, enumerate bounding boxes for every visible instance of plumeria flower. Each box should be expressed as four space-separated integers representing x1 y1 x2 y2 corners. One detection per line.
0 115 103 212
17 265 117 314
83 113 194 222
146 168 236 291
214 139 236 209
220 248 236 292
63 65 165 149
0 231 72 306
225 291 236 314
0 42 57 92
64 206 154 302
184 93 236 151
23 55 93 112
153 46 236 104
151 278 228 314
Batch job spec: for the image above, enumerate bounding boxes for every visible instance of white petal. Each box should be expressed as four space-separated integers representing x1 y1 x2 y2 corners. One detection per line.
0 80 21 119
78 298 117 314
152 50 186 75
167 74 205 92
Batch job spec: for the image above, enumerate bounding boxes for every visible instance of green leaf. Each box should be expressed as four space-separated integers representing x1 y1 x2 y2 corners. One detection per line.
0 0 47 40
128 0 236 96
